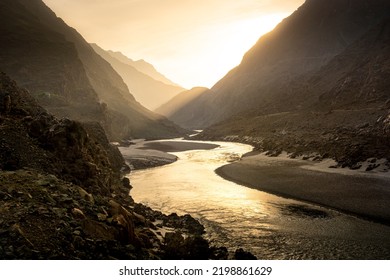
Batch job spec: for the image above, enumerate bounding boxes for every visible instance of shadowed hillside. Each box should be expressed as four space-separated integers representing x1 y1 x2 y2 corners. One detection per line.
170 0 390 129
91 44 185 111
0 72 223 260
197 17 390 166
155 87 212 129
0 0 187 140
106 49 182 87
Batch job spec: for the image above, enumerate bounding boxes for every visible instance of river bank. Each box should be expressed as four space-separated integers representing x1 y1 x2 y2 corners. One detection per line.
129 139 390 259
216 151 390 225
119 139 220 170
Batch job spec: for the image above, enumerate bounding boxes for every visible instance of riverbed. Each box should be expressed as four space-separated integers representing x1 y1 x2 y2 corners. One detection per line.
125 139 390 259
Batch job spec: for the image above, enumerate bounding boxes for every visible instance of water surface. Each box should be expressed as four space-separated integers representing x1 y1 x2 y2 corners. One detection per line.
128 140 390 259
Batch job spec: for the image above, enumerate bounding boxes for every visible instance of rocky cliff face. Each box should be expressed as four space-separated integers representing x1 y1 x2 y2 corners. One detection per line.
169 0 390 129
0 0 187 140
0 72 124 195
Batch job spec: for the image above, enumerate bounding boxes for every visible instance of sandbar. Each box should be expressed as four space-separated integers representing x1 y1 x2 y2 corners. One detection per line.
216 152 390 225
139 141 219 152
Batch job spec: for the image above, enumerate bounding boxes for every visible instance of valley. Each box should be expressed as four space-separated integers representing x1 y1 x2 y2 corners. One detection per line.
0 0 389 261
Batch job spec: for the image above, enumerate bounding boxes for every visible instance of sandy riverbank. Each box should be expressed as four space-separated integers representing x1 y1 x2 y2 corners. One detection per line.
139 141 219 152
217 152 390 225
119 140 220 170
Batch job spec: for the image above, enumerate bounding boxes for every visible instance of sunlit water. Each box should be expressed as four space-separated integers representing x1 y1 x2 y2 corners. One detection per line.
128 140 390 259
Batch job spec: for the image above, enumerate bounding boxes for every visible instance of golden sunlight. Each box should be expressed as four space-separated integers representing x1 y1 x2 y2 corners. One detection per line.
42 0 303 88
203 13 289 85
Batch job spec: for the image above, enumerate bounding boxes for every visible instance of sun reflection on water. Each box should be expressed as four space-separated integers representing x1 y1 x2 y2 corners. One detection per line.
129 140 390 259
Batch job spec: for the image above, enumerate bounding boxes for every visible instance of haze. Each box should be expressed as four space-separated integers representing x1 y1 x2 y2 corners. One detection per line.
43 0 304 88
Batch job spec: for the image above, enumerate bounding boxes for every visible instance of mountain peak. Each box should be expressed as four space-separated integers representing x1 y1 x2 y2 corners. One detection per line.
91 43 185 110
104 49 182 88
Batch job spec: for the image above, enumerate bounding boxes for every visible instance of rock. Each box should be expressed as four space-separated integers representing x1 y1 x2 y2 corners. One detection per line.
122 177 131 189
71 208 86 220
108 200 136 244
234 248 257 260
77 187 94 204
97 213 107 221
366 164 380 171
137 232 154 249
52 208 67 218
81 221 109 240
73 236 85 249
183 236 211 260
211 246 229 260
163 231 185 259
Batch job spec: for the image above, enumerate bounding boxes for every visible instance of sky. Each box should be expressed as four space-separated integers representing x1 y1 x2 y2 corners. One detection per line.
43 0 305 89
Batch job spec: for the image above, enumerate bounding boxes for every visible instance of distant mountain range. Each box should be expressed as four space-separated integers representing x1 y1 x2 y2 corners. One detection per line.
155 87 212 129
160 0 390 129
105 49 181 88
0 0 186 140
160 0 390 165
91 44 185 110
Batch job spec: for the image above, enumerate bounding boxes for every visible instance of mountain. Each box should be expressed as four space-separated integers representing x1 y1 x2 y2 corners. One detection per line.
0 0 187 140
197 16 390 166
0 72 124 194
155 87 212 129
91 44 185 110
171 0 390 129
106 50 181 87
0 72 216 260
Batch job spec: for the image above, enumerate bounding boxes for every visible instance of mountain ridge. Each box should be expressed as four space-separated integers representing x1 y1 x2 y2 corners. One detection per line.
106 49 182 88
168 0 390 129
155 87 212 129
91 43 185 110
0 0 187 140
196 16 390 166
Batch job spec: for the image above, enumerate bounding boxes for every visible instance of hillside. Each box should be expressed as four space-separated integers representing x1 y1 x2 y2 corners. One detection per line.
0 72 222 259
91 44 185 110
155 87 212 128
197 17 390 166
106 50 181 87
0 0 187 140
170 0 390 129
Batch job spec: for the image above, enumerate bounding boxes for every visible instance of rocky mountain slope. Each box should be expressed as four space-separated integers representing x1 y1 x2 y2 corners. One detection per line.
0 0 186 140
1 73 251 260
197 17 390 166
168 0 390 129
91 44 185 110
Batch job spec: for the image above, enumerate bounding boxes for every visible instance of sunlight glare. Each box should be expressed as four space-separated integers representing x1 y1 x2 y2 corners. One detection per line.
152 13 289 88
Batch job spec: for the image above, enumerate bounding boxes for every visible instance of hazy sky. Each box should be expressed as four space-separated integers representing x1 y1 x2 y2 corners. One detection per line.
43 0 305 89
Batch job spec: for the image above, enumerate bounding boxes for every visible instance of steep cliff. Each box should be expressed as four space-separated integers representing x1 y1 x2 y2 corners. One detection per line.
0 0 187 140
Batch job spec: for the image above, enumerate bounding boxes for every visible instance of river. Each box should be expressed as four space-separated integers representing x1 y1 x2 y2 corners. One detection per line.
128 139 390 259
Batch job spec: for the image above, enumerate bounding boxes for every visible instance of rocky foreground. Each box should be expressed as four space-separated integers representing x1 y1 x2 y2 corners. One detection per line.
0 169 217 259
0 73 255 260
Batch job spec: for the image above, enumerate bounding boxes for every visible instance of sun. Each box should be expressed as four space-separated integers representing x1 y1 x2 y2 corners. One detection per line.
225 13 288 60
192 13 289 88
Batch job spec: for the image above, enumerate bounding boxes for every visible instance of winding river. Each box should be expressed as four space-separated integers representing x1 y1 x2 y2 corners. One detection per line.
128 140 390 259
